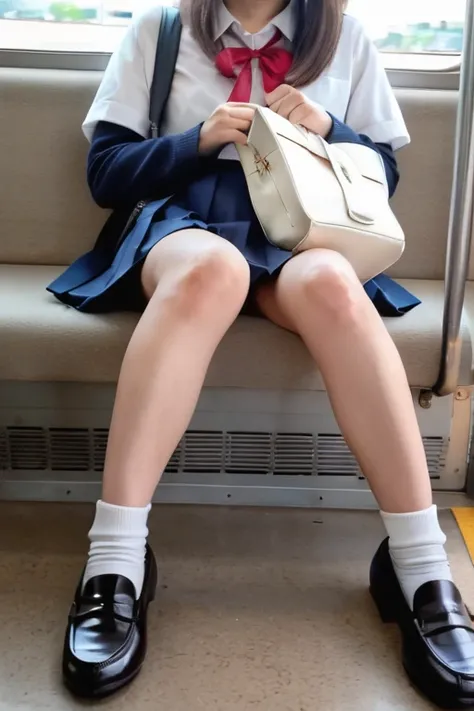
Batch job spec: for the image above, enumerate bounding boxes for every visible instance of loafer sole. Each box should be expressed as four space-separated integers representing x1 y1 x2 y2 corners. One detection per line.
64 666 142 699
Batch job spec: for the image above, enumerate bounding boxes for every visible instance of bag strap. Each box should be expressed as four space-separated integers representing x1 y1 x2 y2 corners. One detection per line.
149 6 183 138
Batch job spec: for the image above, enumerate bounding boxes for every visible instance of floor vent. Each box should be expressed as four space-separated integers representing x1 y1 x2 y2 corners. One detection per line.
317 434 361 477
0 429 8 470
424 436 446 480
8 427 48 471
274 434 314 475
225 432 272 473
182 431 224 473
0 427 446 479
316 433 445 480
92 430 108 472
50 429 90 471
166 443 182 473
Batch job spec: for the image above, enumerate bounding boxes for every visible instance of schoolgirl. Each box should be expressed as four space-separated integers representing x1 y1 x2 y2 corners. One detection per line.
51 1 474 706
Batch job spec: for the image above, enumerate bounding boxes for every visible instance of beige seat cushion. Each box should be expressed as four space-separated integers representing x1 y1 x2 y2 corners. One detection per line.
0 265 471 389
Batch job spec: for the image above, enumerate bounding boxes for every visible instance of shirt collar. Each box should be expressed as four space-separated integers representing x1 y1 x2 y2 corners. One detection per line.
213 0 296 42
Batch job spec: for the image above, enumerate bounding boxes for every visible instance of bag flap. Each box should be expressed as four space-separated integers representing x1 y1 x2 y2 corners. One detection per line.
253 107 386 226
256 107 387 188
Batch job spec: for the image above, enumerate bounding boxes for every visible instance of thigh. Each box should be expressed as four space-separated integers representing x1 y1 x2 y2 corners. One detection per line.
254 249 361 333
141 228 248 299
254 278 296 333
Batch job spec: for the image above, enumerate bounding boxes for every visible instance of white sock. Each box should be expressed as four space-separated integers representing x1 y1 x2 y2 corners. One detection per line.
380 505 453 609
82 500 151 599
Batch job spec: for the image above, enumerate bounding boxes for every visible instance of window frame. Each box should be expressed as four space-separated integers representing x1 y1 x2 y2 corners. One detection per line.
0 47 461 91
0 0 466 79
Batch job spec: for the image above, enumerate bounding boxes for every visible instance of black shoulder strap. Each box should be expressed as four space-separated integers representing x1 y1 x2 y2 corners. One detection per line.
149 6 183 138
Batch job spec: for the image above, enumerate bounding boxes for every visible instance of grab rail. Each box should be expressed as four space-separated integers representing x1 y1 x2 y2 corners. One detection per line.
434 0 474 397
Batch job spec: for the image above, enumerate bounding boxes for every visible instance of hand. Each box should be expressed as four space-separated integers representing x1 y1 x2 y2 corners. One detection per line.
265 85 333 138
199 103 256 155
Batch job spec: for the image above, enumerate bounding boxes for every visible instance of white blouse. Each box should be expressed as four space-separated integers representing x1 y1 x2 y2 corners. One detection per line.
83 1 410 152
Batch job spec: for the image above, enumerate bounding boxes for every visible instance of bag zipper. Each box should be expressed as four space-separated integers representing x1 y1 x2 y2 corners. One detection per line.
116 200 147 249
115 121 157 249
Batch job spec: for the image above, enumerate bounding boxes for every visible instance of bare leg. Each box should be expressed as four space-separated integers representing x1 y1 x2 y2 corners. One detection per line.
253 250 474 709
62 230 250 694
255 249 431 514
102 229 250 506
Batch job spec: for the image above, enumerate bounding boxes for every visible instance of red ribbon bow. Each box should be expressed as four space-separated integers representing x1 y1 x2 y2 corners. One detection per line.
215 29 293 103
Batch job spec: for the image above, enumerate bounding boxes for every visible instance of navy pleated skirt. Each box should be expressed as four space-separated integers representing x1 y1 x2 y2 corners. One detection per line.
48 161 420 316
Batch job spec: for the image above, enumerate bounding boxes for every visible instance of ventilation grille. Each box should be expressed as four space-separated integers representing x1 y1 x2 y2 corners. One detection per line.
317 434 361 477
425 437 447 478
166 443 182 473
50 429 90 471
0 427 445 479
316 434 445 480
274 434 314 475
183 432 224 473
93 430 108 472
0 429 8 470
226 433 272 473
8 427 48 471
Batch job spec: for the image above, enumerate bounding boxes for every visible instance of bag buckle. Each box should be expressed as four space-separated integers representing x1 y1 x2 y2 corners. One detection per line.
254 151 271 176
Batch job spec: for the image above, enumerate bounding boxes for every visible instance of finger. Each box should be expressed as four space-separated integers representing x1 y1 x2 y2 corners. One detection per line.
268 92 300 115
227 130 249 146
267 93 290 114
227 117 253 133
226 102 255 113
288 104 313 126
267 97 285 114
265 84 292 105
272 94 305 120
228 107 256 122
226 101 254 107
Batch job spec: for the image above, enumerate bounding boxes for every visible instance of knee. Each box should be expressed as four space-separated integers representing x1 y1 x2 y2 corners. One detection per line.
164 247 250 317
288 251 363 320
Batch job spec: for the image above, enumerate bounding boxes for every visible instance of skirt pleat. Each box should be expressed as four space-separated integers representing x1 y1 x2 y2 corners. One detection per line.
48 162 420 316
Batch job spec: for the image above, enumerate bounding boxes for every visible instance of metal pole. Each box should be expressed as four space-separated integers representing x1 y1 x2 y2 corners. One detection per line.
434 0 474 397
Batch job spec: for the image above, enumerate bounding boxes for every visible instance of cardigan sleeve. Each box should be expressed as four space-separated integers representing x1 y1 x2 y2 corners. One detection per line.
86 120 204 209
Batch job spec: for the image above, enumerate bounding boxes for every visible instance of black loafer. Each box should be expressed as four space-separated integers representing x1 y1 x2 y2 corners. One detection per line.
370 537 474 709
62 544 157 699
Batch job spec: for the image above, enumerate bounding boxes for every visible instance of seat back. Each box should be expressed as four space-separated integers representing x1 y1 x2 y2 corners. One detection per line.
0 68 461 280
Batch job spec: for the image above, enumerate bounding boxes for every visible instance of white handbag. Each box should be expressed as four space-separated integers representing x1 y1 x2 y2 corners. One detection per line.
235 106 405 283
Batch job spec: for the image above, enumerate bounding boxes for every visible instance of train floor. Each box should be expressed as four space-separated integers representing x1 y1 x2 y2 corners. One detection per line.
1 502 473 710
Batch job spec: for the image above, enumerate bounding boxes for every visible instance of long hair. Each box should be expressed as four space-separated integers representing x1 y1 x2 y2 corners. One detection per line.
187 0 345 87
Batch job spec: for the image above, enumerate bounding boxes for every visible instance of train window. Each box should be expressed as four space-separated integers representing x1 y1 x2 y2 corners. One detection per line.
0 0 466 71
347 0 465 70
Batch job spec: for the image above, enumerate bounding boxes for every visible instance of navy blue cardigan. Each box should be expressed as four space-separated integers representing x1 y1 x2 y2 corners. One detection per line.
87 117 399 210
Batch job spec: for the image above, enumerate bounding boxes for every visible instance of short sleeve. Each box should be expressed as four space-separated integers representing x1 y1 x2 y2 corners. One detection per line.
345 18 410 151
82 10 161 142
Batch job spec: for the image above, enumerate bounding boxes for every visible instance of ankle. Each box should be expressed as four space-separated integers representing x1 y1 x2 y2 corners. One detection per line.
382 505 446 549
380 506 452 609
82 500 151 598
